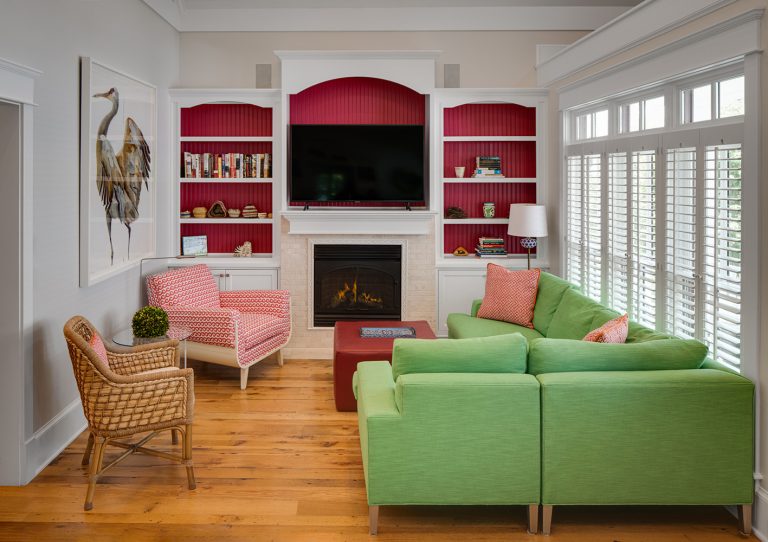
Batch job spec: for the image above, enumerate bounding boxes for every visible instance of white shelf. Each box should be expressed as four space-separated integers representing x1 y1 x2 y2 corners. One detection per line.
166 254 280 268
437 254 549 269
283 210 437 235
443 218 509 224
179 136 273 142
179 218 273 224
179 178 273 183
442 136 537 142
442 177 536 184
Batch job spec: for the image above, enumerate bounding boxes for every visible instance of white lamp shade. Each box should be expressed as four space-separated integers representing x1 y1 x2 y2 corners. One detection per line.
508 204 548 238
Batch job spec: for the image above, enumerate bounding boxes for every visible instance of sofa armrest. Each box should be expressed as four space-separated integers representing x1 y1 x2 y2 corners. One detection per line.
471 298 483 317
355 361 400 419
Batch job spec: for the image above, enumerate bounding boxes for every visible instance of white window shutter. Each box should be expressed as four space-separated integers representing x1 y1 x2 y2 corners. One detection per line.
584 154 602 301
565 155 584 288
630 149 658 328
607 151 630 314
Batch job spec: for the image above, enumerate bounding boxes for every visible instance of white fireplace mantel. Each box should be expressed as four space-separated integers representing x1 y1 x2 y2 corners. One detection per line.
282 210 437 236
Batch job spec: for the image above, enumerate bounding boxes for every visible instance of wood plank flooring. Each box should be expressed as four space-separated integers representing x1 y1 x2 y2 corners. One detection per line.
0 359 755 541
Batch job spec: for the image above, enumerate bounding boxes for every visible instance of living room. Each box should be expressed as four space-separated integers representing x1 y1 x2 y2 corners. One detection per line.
0 0 766 539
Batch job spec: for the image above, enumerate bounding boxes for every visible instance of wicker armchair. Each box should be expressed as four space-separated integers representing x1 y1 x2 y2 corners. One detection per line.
63 315 196 511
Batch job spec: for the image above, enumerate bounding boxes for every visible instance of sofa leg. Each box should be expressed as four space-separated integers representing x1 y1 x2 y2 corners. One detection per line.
240 367 249 390
738 504 752 535
541 505 553 535
277 349 284 367
527 504 539 534
369 505 379 535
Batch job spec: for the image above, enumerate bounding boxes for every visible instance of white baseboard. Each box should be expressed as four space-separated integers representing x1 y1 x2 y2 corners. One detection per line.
754 487 768 541
23 398 86 484
283 347 332 360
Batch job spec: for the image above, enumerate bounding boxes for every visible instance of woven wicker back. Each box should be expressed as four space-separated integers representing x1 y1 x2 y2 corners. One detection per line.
63 316 112 426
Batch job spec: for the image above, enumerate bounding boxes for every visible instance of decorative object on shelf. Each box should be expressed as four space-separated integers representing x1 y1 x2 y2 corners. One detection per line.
257 212 268 219
234 241 253 258
508 203 548 270
267 212 273 219
446 206 466 219
476 236 508 258
79 57 156 287
131 306 170 339
473 156 504 178
228 208 241 218
192 207 207 219
483 202 496 218
182 235 208 256
207 200 227 218
180 210 191 219
242 205 258 218
452 246 469 257
454 166 466 178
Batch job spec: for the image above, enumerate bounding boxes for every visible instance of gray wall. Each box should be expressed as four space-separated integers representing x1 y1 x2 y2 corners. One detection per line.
0 0 179 481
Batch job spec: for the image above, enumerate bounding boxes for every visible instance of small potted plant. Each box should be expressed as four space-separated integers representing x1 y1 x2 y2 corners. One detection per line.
132 306 170 342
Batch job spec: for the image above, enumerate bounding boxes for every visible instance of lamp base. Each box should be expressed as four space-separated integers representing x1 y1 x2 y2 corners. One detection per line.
520 237 537 270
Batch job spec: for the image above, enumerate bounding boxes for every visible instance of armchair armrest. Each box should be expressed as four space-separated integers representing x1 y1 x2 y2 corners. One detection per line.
106 339 179 375
471 298 483 317
165 307 239 348
219 290 291 318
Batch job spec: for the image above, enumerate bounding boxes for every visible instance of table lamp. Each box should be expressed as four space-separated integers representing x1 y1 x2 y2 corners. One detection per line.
508 204 548 270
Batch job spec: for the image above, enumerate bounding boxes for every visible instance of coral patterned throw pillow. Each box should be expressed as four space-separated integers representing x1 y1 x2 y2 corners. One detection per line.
89 332 110 366
583 314 629 343
476 264 540 329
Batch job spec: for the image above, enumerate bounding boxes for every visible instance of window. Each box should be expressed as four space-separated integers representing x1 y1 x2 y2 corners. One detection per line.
681 75 744 124
575 109 609 141
618 95 665 133
565 70 746 370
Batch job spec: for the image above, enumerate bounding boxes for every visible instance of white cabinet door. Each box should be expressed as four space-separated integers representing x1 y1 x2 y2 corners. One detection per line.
436 269 488 336
225 269 278 291
208 268 228 290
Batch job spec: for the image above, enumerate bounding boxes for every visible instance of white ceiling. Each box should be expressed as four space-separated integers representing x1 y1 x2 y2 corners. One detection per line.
143 0 645 31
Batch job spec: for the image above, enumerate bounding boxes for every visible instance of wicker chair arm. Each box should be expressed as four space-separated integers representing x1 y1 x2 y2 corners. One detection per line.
106 340 180 375
85 368 194 436
165 307 240 348
219 290 291 317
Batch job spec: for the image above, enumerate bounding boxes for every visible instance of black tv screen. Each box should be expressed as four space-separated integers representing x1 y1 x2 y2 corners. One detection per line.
289 124 425 203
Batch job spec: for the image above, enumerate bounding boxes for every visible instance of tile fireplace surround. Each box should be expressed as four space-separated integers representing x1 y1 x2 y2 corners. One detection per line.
280 218 437 359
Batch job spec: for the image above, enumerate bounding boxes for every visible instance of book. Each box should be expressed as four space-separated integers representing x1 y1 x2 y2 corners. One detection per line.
179 152 271 179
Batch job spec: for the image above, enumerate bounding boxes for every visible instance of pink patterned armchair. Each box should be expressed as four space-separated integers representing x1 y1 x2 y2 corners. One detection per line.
147 264 291 389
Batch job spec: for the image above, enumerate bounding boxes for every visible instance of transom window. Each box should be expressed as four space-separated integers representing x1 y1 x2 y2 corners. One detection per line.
575 108 608 141
618 95 665 133
680 74 744 124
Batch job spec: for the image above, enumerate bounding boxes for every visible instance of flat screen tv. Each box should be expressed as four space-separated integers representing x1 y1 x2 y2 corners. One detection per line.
289 124 425 203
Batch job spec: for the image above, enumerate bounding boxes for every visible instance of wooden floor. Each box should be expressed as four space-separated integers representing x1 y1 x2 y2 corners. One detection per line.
0 359 755 541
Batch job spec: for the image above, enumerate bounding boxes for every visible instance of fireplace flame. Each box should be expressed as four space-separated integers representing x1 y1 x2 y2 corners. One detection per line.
331 278 383 308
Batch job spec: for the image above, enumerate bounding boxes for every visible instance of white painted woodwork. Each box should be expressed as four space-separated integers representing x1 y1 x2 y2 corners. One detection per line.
436 269 488 336
283 210 437 236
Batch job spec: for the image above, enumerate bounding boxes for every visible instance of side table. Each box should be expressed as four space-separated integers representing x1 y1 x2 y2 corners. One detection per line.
113 327 193 368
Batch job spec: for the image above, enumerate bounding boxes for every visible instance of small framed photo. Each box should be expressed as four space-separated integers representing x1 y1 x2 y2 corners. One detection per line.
182 235 208 256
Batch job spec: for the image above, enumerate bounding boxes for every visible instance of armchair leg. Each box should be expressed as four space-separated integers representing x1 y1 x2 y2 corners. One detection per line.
527 504 539 534
369 505 379 535
277 349 284 367
240 367 249 390
542 505 553 535
81 433 95 466
738 504 752 535
84 437 107 511
183 424 196 490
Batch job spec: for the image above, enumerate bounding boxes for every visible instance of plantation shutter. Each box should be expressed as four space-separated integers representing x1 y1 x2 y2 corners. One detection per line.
664 146 698 340
607 151 629 314
703 142 742 369
565 154 584 287
583 153 603 301
630 149 657 328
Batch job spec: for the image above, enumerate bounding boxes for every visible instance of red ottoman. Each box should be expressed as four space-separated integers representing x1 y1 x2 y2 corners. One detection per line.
333 320 437 411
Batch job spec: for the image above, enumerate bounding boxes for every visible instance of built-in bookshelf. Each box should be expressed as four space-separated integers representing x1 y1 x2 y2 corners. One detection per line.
435 91 547 263
171 91 280 258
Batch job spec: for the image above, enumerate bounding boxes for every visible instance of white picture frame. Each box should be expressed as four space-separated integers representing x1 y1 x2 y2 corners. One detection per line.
79 57 156 287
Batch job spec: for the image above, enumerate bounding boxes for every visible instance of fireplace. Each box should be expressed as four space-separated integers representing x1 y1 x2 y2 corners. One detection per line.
313 244 402 327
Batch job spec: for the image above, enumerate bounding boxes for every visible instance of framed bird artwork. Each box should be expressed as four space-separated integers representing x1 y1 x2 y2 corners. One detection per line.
79 57 156 287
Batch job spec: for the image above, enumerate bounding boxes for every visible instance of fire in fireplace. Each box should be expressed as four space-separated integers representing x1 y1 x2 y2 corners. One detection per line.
313 244 402 327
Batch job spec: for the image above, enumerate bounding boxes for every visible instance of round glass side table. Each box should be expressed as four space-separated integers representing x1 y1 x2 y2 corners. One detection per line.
112 327 193 368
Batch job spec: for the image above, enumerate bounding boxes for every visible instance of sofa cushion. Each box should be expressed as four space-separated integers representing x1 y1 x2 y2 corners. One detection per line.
476 265 540 329
532 272 576 336
447 313 544 342
147 264 220 309
391 333 528 381
584 314 629 343
527 337 708 375
626 321 675 343
546 289 619 339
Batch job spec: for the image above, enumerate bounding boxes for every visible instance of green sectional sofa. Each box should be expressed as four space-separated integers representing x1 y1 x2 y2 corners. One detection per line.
354 272 755 535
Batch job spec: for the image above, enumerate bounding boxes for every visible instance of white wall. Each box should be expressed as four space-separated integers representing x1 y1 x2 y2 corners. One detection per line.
0 0 179 482
178 30 587 88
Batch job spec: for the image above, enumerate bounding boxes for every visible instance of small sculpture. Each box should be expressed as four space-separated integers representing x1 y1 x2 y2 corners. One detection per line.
242 205 258 218
452 246 470 257
446 206 466 219
192 207 207 219
228 208 241 218
234 241 253 257
208 200 227 218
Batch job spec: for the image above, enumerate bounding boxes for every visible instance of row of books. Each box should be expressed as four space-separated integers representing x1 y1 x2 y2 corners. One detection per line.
182 152 271 179
473 155 505 178
475 236 508 258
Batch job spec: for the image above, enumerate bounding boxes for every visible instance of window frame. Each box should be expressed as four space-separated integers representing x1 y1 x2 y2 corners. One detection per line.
676 67 745 126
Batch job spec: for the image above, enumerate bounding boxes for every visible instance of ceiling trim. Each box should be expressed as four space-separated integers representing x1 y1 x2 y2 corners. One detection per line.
536 0 738 86
141 1 632 32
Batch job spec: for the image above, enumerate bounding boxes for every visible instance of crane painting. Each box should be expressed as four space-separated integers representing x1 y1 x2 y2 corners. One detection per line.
92 87 151 264
80 57 155 287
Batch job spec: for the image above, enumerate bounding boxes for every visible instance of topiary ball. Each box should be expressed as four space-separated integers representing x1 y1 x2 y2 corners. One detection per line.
132 306 170 338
